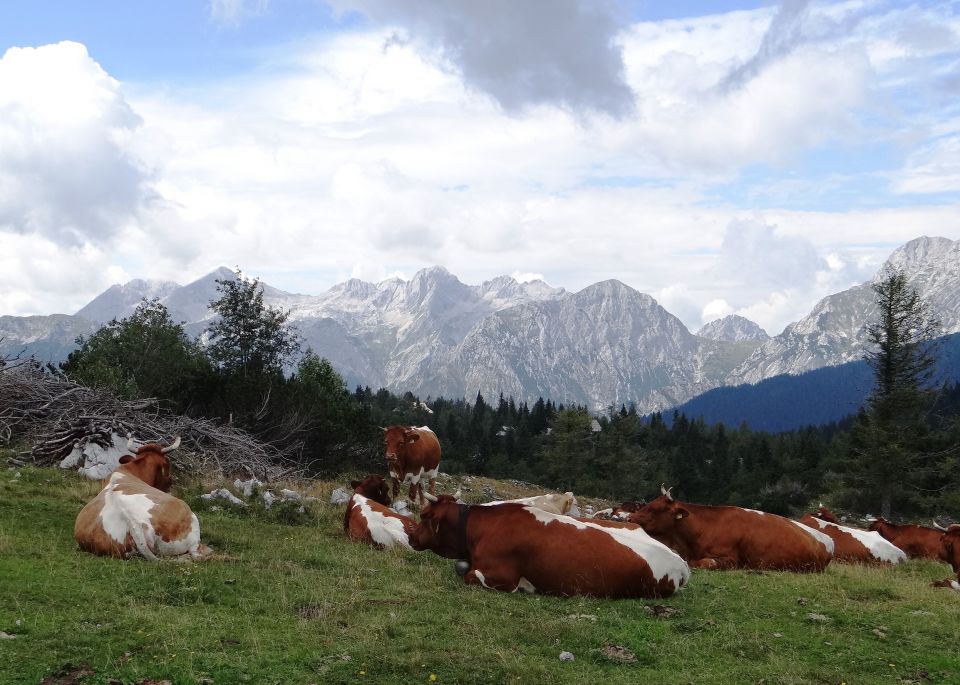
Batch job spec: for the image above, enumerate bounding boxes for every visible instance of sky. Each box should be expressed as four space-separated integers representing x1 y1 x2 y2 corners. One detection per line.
0 0 958 335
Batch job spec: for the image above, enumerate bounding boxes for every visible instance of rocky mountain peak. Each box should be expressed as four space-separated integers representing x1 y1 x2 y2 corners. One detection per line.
697 315 769 342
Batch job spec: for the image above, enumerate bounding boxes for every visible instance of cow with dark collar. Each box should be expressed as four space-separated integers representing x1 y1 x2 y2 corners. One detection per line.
409 493 690 598
74 437 211 561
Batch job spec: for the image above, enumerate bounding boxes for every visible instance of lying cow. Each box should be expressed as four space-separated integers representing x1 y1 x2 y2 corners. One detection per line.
480 492 577 516
867 516 944 560
343 475 417 550
610 500 645 521
410 493 690 598
74 437 211 561
800 507 906 565
626 486 833 572
932 522 960 591
382 425 441 507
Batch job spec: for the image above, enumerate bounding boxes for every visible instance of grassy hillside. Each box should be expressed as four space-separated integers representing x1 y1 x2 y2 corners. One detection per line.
1 462 959 685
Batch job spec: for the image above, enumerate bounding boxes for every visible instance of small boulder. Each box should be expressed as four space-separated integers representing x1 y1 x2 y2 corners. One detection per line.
201 489 246 506
559 651 575 662
330 488 351 505
233 478 263 498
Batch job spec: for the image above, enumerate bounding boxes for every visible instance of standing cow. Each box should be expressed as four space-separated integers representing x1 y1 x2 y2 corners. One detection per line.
343 474 417 550
867 516 944 560
626 486 833 572
382 425 441 507
411 493 690 598
74 437 211 561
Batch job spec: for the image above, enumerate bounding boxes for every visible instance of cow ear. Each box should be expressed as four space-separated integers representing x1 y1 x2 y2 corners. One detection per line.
350 480 360 489
119 455 134 464
674 507 690 520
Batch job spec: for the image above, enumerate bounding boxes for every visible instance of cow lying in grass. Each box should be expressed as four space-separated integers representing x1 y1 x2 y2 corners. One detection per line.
74 437 212 561
481 492 578 516
867 516 944 560
800 506 906 565
410 493 690 598
932 522 960 591
343 475 417 550
626 486 834 572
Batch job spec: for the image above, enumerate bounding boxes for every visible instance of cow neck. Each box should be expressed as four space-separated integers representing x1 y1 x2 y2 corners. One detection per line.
456 503 471 562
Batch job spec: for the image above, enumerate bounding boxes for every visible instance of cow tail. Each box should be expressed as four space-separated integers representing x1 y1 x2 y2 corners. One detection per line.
127 518 158 561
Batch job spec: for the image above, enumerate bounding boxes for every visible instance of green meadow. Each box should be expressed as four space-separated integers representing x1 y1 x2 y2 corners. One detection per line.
1 462 959 685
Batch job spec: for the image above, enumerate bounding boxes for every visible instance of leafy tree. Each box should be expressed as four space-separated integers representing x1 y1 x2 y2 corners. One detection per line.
852 267 941 517
206 270 301 378
61 299 210 411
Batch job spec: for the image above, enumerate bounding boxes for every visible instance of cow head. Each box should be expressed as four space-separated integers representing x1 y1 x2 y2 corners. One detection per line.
409 494 463 558
117 436 180 491
814 504 839 523
625 485 689 538
611 500 645 521
383 425 420 470
866 516 888 533
350 475 391 506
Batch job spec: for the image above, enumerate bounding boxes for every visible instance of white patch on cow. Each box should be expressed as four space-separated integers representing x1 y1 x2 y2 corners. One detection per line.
422 467 439 482
99 474 160 559
414 426 434 433
809 518 906 564
388 470 399 480
514 577 536 594
401 467 424 485
790 520 835 555
155 513 201 557
523 507 690 591
473 569 491 589
744 508 768 516
355 496 412 550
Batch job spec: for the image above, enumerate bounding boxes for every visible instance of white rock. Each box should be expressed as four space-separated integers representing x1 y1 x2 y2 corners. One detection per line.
262 490 276 508
233 477 263 498
559 651 575 662
201 488 246 506
280 488 302 502
330 488 351 505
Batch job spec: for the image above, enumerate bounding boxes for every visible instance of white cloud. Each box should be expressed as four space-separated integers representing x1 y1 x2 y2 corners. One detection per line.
895 134 960 194
0 42 150 246
701 299 734 324
511 271 546 284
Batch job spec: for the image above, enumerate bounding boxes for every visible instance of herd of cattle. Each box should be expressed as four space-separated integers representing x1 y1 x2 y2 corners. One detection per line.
73 425 960 599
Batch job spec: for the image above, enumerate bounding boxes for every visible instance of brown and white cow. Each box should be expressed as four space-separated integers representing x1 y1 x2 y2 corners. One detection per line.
343 475 417 550
867 516 944 560
410 493 690 598
74 437 211 561
382 425 441 507
625 486 833 572
800 510 906 565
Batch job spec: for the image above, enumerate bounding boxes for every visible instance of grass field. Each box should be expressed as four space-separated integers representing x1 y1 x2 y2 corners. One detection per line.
1 462 959 685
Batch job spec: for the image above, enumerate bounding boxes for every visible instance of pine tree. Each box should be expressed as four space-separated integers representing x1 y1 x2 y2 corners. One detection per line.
853 267 941 517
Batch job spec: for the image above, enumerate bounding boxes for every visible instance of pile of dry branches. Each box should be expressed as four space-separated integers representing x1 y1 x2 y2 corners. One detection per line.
0 363 295 479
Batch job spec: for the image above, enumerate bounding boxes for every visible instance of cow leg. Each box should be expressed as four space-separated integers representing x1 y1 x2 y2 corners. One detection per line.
464 566 520 592
391 478 401 503
690 556 738 570
428 476 437 496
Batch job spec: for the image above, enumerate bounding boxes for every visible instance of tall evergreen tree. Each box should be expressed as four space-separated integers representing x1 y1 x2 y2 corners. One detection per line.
852 267 941 517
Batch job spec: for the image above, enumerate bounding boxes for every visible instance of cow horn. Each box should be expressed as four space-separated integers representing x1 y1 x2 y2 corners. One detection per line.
819 501 824 508
933 519 949 532
379 426 387 432
126 434 138 455
423 491 438 503
161 436 181 453
660 483 674 501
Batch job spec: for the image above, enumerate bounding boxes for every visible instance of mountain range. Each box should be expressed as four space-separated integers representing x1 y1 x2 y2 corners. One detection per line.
2 236 959 417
